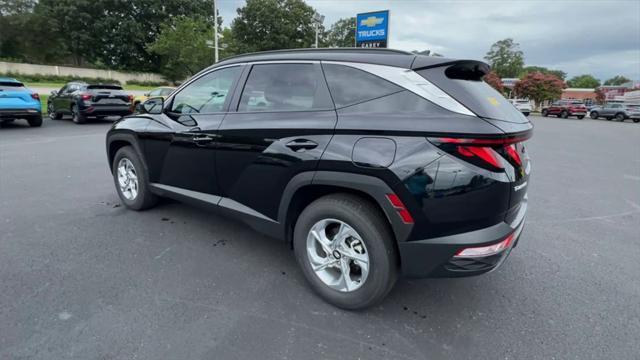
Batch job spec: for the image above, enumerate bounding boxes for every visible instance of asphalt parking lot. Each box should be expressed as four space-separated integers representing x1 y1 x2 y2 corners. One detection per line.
1 115 639 359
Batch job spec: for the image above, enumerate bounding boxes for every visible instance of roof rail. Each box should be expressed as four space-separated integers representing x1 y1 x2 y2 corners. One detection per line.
219 47 414 62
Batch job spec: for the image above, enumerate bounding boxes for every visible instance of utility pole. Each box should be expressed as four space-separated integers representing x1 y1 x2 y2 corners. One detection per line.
213 0 219 63
312 12 325 48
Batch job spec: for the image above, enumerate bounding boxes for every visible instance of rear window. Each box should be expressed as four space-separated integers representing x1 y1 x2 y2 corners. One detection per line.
417 66 526 122
87 84 122 90
322 64 402 108
0 81 24 88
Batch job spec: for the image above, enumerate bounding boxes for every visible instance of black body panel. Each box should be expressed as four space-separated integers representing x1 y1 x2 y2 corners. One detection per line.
105 50 531 280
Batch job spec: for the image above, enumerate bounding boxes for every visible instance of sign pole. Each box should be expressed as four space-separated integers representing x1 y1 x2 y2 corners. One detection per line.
213 0 219 63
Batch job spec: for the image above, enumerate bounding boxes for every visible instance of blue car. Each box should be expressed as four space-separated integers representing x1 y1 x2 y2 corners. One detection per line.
0 77 43 127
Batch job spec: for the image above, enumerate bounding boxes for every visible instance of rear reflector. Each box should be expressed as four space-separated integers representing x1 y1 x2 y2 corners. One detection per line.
454 232 516 258
80 93 92 100
385 194 414 224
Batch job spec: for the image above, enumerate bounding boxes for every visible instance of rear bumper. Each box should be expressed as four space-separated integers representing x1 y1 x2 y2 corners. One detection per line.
399 197 527 278
0 108 41 119
80 105 132 117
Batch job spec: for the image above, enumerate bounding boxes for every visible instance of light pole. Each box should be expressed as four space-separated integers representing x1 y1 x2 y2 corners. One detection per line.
312 12 325 48
213 0 219 62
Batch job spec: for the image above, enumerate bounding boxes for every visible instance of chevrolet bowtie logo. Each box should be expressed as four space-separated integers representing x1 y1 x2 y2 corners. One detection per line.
360 16 384 27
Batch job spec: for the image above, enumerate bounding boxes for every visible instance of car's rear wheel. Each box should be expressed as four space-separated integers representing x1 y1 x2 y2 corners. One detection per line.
541 109 548 117
577 115 585 119
560 110 569 118
615 113 625 121
27 115 43 127
71 104 86 124
633 119 640 123
293 193 398 310
112 146 158 210
590 111 599 119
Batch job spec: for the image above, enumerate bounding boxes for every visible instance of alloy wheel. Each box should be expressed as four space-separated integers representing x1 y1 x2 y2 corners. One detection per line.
117 158 139 200
306 218 369 292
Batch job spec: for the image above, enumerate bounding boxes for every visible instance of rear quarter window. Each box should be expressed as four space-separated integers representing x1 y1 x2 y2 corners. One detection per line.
322 64 402 108
87 85 123 90
0 81 25 88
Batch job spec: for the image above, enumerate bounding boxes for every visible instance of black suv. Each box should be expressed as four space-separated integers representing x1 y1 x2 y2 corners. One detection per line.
106 49 532 309
48 82 133 124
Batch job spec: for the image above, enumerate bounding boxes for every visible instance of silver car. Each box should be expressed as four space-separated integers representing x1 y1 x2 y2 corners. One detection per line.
590 103 640 122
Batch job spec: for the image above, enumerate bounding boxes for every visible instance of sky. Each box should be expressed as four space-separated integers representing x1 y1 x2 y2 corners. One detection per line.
216 0 640 81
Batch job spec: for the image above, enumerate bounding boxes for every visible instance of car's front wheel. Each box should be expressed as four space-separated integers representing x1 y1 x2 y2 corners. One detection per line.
560 110 569 118
541 109 548 117
615 113 625 122
293 194 398 310
590 111 599 119
633 119 640 123
112 146 158 210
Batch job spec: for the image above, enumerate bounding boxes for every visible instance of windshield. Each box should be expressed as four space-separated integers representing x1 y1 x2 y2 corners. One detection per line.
0 81 24 88
417 67 526 123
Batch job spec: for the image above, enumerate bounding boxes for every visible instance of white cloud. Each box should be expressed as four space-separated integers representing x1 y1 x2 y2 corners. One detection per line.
217 0 640 80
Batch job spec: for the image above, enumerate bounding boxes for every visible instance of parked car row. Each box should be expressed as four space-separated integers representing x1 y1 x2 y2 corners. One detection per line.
589 103 640 122
0 76 176 127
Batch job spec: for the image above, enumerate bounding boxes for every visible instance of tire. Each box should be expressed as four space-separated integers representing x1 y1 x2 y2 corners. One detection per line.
633 119 640 123
27 115 43 127
577 115 585 119
560 110 569 119
48 103 62 120
293 193 398 310
541 109 548 117
590 111 599 119
523 112 530 117
615 113 625 122
71 103 86 124
134 102 142 113
112 146 158 211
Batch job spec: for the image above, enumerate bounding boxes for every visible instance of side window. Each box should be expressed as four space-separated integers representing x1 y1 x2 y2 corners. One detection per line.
149 89 162 96
160 88 173 96
238 63 332 112
59 85 68 94
171 66 240 114
322 63 402 108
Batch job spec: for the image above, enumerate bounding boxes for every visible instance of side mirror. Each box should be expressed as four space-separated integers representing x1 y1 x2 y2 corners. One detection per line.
50 90 58 96
141 97 164 115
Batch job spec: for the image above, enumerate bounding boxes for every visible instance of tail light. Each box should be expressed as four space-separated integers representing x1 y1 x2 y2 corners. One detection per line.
428 132 531 172
127 95 133 102
80 93 92 101
454 232 516 258
31 93 40 100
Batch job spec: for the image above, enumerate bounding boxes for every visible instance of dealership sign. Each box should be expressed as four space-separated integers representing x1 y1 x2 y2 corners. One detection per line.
356 10 389 48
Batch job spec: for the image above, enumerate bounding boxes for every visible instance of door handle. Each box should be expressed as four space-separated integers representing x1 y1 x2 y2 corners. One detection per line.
285 139 318 151
193 135 214 144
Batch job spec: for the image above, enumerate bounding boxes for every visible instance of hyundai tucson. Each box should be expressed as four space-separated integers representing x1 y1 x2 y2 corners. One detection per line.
105 49 532 309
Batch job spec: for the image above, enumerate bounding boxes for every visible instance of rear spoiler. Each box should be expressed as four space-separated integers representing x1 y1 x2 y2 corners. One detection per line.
411 58 490 80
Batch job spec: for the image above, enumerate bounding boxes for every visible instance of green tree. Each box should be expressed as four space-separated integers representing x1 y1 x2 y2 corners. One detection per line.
514 72 565 110
148 16 214 82
484 38 524 78
603 75 631 86
231 0 318 53
566 74 600 88
325 17 355 47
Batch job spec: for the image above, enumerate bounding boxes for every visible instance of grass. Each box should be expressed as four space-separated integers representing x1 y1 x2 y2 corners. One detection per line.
39 94 49 114
27 82 156 92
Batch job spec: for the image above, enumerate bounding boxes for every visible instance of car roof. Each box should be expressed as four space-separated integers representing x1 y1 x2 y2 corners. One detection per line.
0 77 21 83
212 48 477 71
